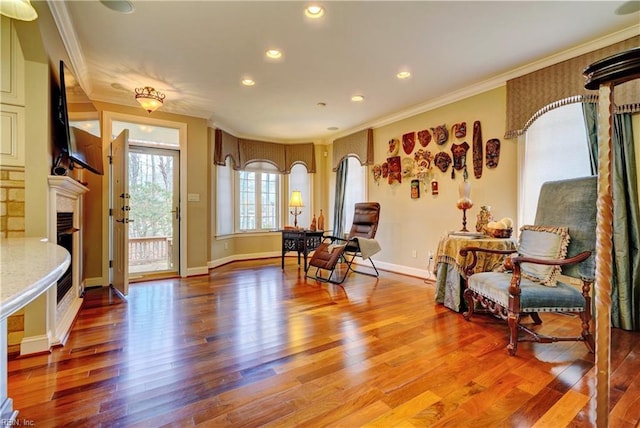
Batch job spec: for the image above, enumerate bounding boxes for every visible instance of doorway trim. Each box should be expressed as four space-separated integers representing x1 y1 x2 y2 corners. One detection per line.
101 111 188 288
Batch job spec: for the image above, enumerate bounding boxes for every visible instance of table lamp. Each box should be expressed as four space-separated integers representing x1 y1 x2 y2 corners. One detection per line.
289 190 304 229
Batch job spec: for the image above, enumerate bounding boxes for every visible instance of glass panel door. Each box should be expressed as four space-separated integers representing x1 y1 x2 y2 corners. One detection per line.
128 146 179 276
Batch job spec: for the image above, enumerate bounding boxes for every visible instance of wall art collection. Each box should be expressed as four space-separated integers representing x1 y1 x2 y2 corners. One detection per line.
372 121 501 198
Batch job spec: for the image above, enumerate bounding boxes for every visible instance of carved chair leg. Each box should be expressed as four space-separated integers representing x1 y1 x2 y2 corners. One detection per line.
507 311 520 356
580 311 595 353
462 288 474 321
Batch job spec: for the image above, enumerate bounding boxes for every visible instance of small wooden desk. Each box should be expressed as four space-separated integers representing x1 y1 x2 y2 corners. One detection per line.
434 234 516 312
281 229 324 270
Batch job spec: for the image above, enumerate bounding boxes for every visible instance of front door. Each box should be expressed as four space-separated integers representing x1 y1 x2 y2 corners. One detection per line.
111 130 129 296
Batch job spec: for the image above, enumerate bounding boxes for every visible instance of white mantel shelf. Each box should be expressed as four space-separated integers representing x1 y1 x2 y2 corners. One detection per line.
0 237 70 320
0 237 70 422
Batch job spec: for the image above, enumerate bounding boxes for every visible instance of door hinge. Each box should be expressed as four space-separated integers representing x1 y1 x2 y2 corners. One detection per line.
108 155 113 164
109 260 113 268
109 208 113 216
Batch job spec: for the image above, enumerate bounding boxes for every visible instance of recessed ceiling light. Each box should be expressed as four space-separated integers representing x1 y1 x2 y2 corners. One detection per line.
241 78 255 86
397 71 411 80
351 95 364 102
327 126 339 131
99 0 135 13
265 49 283 59
317 102 327 107
305 5 324 19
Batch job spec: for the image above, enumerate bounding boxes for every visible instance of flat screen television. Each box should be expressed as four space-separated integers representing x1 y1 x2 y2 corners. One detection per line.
53 60 104 176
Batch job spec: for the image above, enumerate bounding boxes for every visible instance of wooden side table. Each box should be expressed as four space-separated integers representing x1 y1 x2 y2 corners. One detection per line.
434 234 516 312
281 229 324 270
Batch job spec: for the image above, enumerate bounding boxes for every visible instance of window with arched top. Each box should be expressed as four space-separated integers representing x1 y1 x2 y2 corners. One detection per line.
519 103 591 226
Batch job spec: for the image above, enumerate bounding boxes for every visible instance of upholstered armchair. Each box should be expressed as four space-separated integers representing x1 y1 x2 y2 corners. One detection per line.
460 176 597 356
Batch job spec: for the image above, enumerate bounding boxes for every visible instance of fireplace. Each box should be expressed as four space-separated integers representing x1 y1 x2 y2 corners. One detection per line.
56 212 75 303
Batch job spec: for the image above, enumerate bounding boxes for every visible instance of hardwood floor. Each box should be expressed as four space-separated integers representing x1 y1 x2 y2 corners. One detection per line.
8 259 640 427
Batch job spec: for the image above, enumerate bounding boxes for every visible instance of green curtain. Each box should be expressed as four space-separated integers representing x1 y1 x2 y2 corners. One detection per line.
332 158 349 238
582 104 599 175
583 104 640 330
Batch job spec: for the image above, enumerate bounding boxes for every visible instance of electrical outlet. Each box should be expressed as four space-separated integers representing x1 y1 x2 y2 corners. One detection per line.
224 242 228 250
412 250 417 258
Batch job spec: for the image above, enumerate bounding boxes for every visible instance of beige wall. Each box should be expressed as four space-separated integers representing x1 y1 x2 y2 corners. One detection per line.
369 86 516 272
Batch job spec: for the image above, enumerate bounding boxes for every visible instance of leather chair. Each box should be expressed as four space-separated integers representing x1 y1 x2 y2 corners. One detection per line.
306 202 381 284
460 176 597 356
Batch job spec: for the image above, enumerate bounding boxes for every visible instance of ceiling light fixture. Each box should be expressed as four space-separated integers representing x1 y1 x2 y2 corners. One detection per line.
351 95 364 102
242 78 256 86
0 0 38 21
396 71 411 80
265 49 283 59
615 0 640 15
134 86 165 113
305 4 324 19
99 0 134 13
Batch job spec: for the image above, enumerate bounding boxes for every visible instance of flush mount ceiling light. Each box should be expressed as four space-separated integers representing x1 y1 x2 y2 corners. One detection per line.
305 4 324 18
615 0 640 15
396 71 411 79
265 49 283 59
134 86 165 113
242 78 256 86
0 0 38 21
351 95 364 102
99 0 134 13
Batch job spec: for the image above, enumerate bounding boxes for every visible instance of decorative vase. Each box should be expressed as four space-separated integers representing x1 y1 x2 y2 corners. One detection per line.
476 205 492 233
310 214 317 231
317 209 324 231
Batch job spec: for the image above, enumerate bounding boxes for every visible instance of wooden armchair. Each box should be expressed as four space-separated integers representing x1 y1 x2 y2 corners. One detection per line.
460 176 597 355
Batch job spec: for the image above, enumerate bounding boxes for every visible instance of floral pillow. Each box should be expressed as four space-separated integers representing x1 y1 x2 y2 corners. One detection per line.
517 225 570 286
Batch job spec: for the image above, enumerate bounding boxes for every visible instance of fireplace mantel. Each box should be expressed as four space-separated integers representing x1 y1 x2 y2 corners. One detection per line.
18 176 89 356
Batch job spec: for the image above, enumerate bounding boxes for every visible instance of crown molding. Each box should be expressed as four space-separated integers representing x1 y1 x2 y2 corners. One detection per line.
47 0 92 95
331 25 640 141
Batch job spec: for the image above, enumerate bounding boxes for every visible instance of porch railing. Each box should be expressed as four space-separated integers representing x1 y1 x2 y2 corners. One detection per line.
129 236 173 266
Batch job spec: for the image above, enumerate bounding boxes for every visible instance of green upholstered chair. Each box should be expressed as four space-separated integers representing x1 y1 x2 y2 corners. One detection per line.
460 176 597 356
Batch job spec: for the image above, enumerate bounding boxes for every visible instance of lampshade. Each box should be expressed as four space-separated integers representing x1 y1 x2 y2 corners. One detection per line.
289 190 304 208
0 0 38 21
134 86 165 113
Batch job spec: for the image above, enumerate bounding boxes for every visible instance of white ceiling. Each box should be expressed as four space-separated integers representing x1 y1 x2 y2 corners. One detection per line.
46 1 639 142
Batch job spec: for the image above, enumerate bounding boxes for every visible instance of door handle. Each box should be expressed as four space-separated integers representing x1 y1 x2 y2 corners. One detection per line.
170 206 180 220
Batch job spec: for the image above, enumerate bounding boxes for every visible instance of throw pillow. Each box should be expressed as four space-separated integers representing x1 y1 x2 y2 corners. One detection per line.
517 225 570 286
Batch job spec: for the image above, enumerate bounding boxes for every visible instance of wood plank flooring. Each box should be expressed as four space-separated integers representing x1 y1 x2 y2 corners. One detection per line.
8 259 640 427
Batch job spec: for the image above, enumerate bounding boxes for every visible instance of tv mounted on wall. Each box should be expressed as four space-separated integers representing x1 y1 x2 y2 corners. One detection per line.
53 60 104 176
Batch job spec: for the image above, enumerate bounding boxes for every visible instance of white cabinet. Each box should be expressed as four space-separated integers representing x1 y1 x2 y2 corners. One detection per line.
0 16 26 168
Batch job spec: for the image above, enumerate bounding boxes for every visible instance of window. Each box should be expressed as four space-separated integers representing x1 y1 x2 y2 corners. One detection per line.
520 103 591 225
343 156 367 230
216 158 234 236
237 163 280 232
288 163 312 228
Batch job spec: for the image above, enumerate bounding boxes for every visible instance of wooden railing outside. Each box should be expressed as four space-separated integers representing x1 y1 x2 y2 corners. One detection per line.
129 236 172 266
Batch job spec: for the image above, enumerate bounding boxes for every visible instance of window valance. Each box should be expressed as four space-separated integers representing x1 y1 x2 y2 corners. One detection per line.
213 129 316 173
505 35 640 139
332 128 374 171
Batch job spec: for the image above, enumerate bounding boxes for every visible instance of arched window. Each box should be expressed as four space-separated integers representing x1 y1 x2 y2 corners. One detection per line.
520 103 591 225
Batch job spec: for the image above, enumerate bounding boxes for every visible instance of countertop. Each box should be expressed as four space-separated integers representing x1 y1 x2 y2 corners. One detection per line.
0 237 70 320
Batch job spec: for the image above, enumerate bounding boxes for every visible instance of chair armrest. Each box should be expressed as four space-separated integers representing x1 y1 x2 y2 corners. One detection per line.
508 251 592 296
459 247 518 277
511 250 591 267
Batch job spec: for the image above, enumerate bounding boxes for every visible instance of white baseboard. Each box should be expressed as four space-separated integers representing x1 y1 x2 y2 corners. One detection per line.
84 277 104 287
20 334 50 356
52 297 83 347
185 266 209 277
